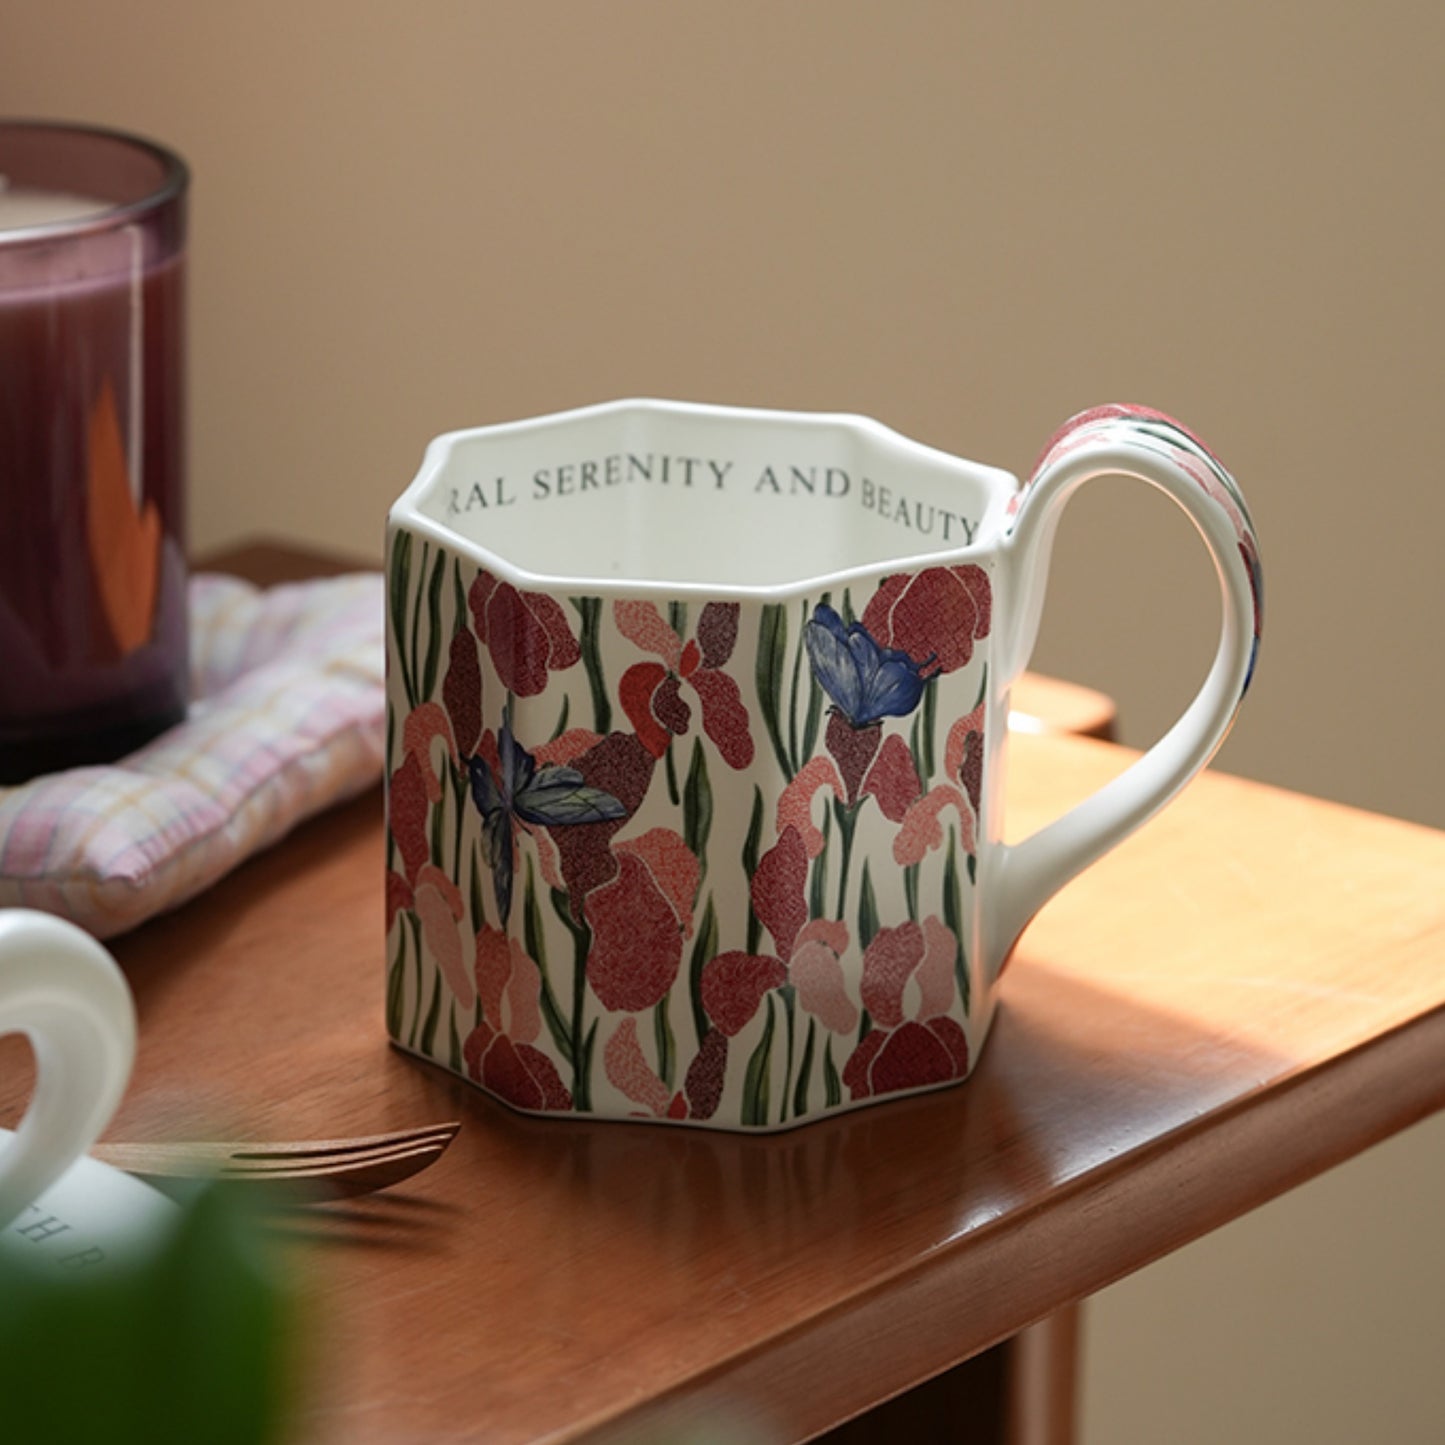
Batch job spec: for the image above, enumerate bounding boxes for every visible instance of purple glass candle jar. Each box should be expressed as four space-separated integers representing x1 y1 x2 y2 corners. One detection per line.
0 120 189 784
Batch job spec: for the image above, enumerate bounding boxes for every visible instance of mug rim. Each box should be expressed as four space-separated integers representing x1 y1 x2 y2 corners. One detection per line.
390 397 1020 602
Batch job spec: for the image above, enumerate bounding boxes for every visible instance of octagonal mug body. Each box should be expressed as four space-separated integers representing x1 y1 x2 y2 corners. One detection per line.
384 400 1261 1131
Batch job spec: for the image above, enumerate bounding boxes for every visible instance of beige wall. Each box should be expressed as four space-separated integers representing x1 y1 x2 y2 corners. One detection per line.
6 2 1442 1438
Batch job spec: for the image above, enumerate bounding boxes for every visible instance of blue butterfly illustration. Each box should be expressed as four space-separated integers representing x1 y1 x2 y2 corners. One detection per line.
467 710 626 922
804 604 933 728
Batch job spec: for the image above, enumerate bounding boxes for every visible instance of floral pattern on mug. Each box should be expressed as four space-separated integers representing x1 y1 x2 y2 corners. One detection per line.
468 572 581 697
859 564 992 677
384 534 992 1130
616 601 754 768
804 605 932 727
1021 403 1262 689
385 399 1262 1130
843 917 970 1100
466 708 626 923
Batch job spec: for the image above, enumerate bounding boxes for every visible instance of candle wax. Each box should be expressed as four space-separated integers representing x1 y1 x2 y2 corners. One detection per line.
0 182 112 231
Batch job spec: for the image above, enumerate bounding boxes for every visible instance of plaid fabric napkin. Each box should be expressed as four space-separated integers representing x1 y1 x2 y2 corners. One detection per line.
0 571 385 938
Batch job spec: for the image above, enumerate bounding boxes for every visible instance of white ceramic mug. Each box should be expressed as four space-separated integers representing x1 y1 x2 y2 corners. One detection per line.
384 401 1262 1130
0 909 136 1230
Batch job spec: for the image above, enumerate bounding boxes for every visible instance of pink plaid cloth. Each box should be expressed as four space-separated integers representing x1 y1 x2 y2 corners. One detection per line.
0 570 385 938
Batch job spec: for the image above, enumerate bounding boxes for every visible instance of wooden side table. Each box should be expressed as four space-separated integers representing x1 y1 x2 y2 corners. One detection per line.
6 542 1443 1444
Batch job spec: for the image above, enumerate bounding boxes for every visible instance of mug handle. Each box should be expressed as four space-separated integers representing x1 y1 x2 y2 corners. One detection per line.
0 910 136 1231
988 405 1263 967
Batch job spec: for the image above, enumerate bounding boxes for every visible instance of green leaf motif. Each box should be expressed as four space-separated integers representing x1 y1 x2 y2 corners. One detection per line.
798 588 829 768
823 1036 842 1108
420 546 447 701
572 596 611 733
904 861 920 923
779 985 797 1122
857 859 880 951
388 529 416 707
409 541 428 709
743 786 765 954
688 894 719 1049
469 846 486 932
665 739 682 807
683 739 714 872
452 554 469 637
576 1017 599 1113
407 913 424 1049
538 985 573 1065
429 775 446 861
920 675 938 785
808 812 829 920
755 603 792 779
742 786 764 879
419 970 444 1056
833 799 857 918
800 653 825 767
550 886 595 1107
385 932 407 1039
943 828 970 1016
452 760 467 880
741 995 777 1127
550 693 570 741
793 1016 817 1119
654 999 676 1091
787 599 806 770
525 860 573 1063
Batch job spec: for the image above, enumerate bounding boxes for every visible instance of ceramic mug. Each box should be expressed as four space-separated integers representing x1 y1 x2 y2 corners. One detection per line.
0 909 136 1228
384 400 1262 1131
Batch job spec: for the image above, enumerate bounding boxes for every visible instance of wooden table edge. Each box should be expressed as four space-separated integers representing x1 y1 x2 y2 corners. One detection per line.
577 999 1445 1442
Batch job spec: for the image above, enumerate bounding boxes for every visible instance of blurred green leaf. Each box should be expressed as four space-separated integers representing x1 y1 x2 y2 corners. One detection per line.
0 1184 297 1445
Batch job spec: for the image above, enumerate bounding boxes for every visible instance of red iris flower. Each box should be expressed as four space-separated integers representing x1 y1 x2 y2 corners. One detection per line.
615 600 753 769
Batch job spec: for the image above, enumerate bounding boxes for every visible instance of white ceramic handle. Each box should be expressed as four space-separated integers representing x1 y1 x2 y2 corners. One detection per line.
989 406 1264 967
0 910 136 1231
